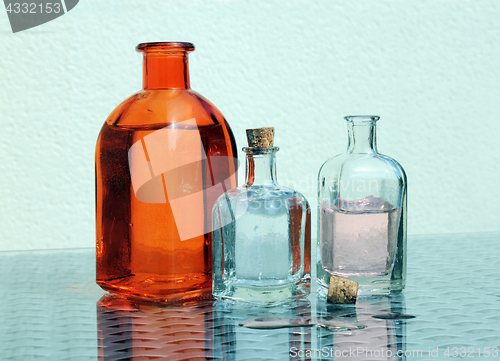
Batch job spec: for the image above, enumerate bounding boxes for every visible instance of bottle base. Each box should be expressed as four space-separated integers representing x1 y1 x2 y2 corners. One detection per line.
316 263 404 296
97 273 212 303
214 279 311 307
317 277 404 296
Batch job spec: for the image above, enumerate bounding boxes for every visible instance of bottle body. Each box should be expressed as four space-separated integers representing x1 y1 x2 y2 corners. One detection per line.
96 43 237 302
317 116 407 295
213 146 311 305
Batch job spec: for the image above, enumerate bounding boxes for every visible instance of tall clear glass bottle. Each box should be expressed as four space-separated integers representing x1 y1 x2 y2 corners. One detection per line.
95 42 238 302
212 128 311 305
317 116 407 295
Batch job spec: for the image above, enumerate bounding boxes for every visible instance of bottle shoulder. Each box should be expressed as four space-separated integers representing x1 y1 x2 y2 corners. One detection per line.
318 151 406 183
104 89 226 130
374 153 407 182
318 153 349 174
217 185 309 204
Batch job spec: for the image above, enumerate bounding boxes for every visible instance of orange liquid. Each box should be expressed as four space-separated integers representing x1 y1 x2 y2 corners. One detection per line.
96 87 237 302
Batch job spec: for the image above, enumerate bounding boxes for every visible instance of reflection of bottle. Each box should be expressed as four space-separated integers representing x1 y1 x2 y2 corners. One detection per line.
96 42 238 302
316 294 407 360
97 294 214 360
213 300 312 360
317 116 407 295
212 128 311 305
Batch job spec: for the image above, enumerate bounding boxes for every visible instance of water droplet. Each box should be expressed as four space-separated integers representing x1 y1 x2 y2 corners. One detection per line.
372 312 415 320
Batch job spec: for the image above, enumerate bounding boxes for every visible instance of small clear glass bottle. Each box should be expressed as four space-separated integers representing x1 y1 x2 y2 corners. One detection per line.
212 127 311 305
317 116 407 295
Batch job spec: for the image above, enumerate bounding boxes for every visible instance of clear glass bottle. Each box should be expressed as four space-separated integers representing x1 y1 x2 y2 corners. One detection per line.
317 116 407 295
212 127 311 305
95 42 238 302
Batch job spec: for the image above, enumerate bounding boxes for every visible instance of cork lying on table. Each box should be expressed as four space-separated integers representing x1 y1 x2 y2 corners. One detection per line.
327 275 359 304
246 127 275 147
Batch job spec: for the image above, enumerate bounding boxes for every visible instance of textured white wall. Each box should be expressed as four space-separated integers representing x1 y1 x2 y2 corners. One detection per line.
1 0 499 250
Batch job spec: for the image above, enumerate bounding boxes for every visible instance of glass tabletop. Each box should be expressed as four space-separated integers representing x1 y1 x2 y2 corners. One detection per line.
1 233 499 360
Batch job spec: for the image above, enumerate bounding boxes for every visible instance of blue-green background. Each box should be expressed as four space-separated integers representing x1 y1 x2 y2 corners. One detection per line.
1 0 499 250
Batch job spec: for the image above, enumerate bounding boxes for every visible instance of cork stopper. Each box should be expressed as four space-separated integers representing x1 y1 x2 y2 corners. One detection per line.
246 127 275 147
327 275 359 304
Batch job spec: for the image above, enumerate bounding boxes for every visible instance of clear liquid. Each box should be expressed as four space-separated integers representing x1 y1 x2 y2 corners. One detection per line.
213 188 310 305
318 199 405 294
234 198 291 281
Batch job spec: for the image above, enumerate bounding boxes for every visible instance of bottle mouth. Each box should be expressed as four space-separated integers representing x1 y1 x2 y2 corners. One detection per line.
345 115 380 124
243 147 280 155
136 42 195 53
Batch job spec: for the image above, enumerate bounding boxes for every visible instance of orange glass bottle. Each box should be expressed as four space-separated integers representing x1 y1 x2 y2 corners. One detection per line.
95 42 238 302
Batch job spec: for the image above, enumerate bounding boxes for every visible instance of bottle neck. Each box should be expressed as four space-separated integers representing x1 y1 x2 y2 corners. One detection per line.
244 148 279 187
142 52 190 90
346 119 378 153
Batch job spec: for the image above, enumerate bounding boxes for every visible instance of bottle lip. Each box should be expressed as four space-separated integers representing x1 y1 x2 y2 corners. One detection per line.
345 115 380 123
136 42 195 53
243 146 280 155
